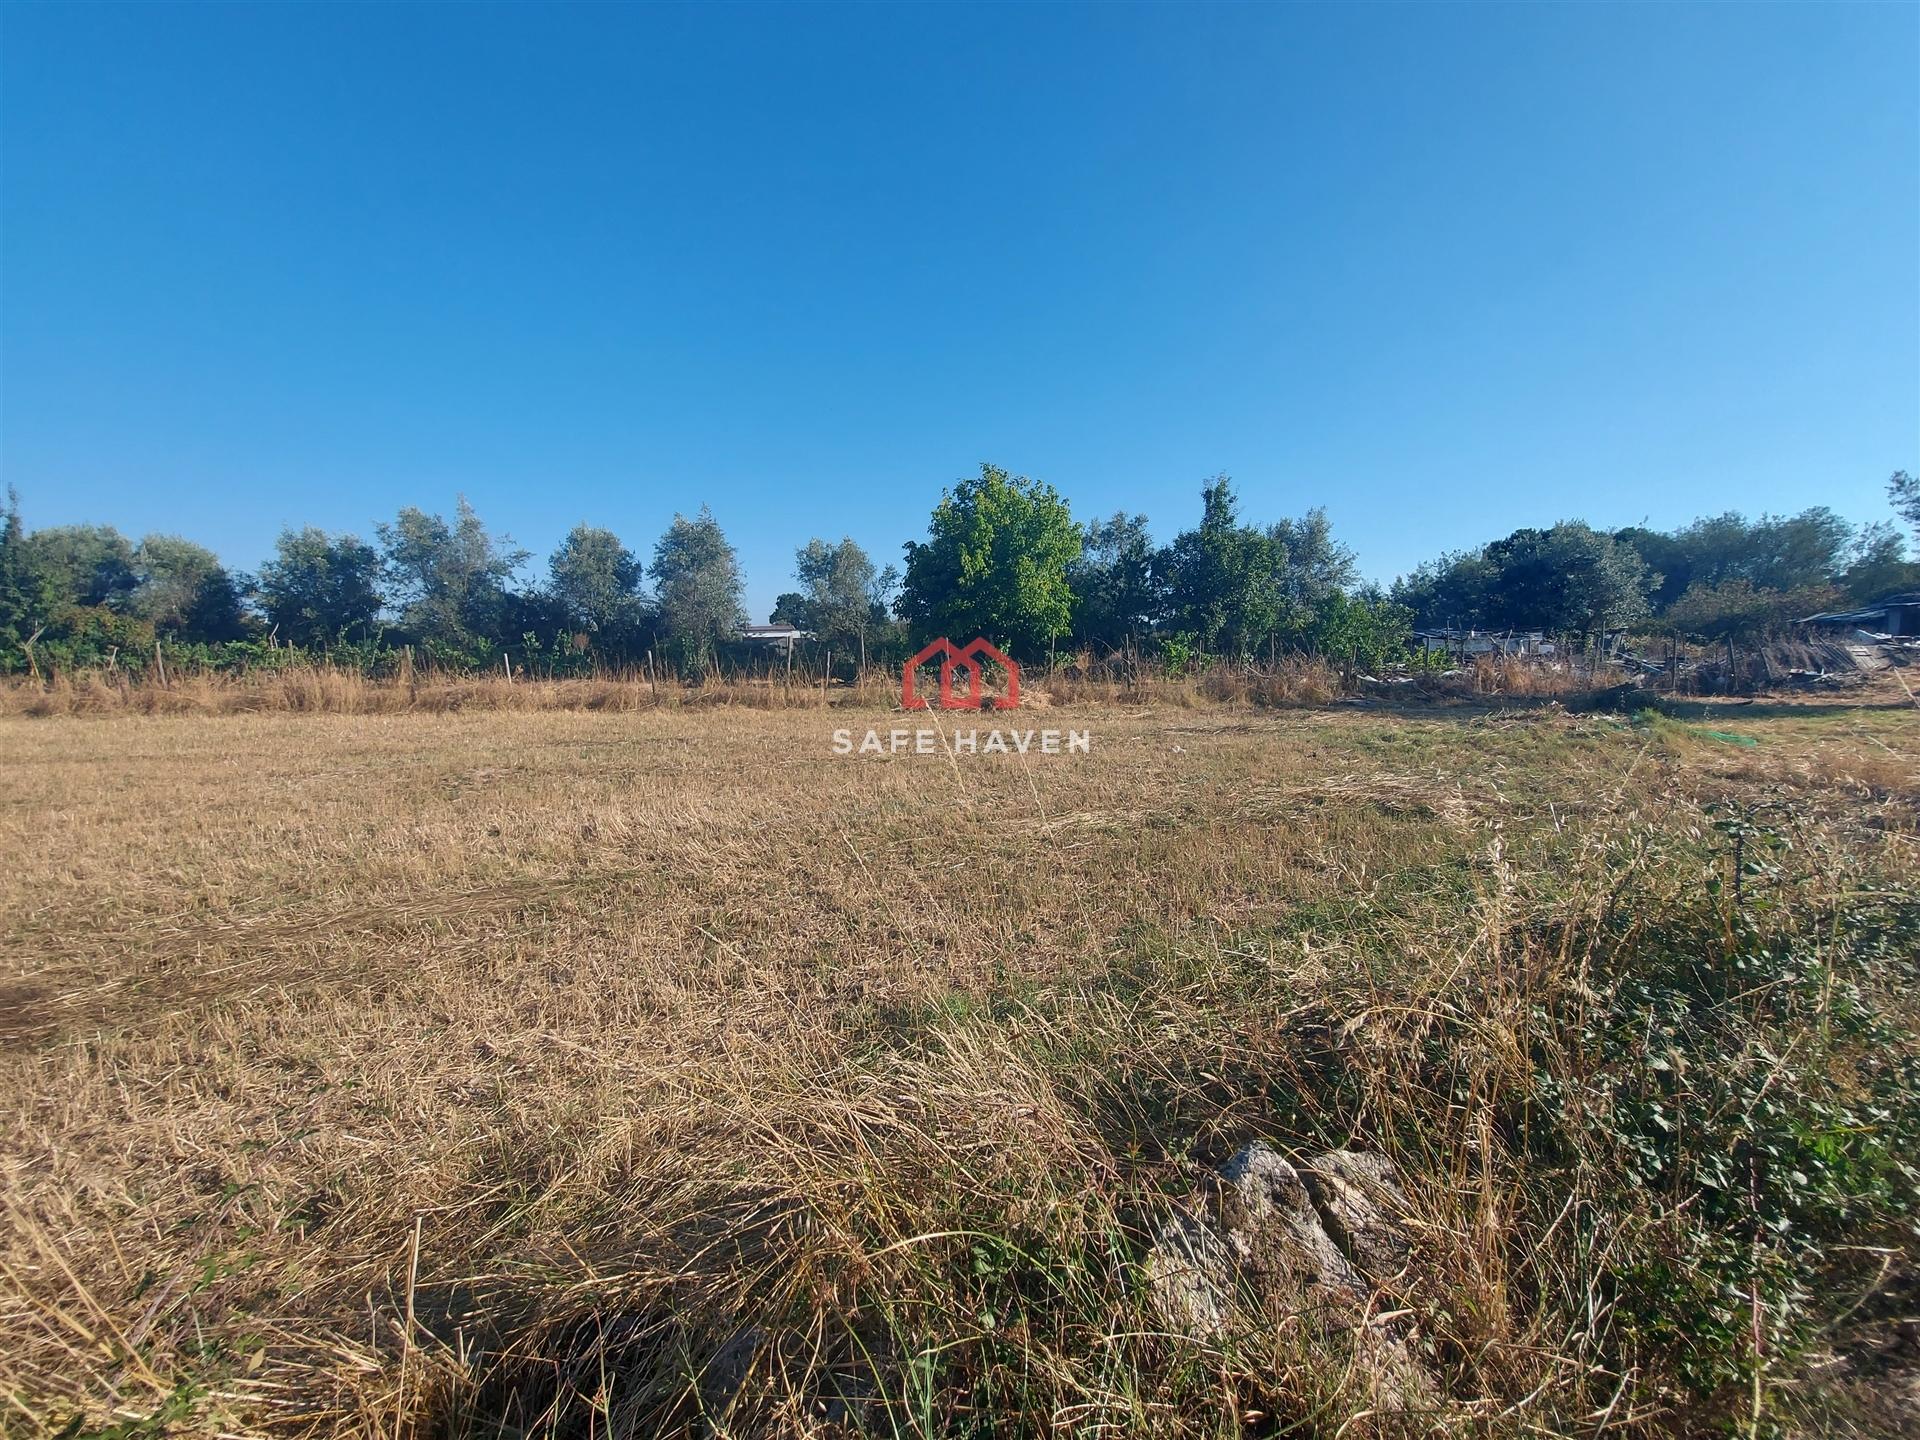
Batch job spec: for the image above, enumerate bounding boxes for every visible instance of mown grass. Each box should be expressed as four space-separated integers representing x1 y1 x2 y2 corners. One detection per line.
1 699 1916 1437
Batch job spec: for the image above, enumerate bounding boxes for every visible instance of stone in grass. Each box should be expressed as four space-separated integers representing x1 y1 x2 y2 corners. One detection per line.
1144 1207 1237 1340
1300 1149 1414 1285
1216 1142 1369 1322
1147 1143 1434 1412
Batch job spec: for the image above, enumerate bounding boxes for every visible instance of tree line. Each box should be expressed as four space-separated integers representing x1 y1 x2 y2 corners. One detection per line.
2 468 1914 678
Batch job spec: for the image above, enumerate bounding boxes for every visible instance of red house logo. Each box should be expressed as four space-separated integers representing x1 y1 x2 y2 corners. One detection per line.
902 637 1021 711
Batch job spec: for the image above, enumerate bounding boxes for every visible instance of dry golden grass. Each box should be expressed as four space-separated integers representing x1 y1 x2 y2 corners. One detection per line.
2 698 1917 1437
0 652 1646 720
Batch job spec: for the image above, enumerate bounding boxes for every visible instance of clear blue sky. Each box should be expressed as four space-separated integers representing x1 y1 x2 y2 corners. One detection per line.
3 2 1915 620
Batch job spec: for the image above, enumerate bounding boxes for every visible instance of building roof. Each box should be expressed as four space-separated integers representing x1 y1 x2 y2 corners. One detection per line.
1800 594 1919 625
738 623 811 640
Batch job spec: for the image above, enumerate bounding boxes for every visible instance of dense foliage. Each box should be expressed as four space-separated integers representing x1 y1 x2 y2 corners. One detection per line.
898 464 1081 656
1 469 1913 676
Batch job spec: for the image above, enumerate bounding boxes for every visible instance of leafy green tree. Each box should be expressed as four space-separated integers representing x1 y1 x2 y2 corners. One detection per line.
1158 477 1287 657
130 534 250 642
0 493 156 673
769 592 812 627
1661 513 1759 596
257 526 384 648
651 506 745 670
794 537 886 652
21 524 138 610
1890 471 1919 543
1396 524 1649 637
1618 508 1854 611
1743 508 1853 593
1839 521 1919 603
898 463 1079 658
1070 512 1159 651
377 498 529 661
1612 525 1689 610
1267 507 1358 615
1305 589 1413 670
1478 522 1651 638
0 490 52 670
1391 549 1498 630
549 525 648 642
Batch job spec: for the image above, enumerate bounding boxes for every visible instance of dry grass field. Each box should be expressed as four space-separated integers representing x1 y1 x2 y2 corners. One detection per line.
3 695 1918 1437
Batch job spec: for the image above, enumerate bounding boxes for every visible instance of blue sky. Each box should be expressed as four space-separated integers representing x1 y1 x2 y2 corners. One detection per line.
3 1 1915 620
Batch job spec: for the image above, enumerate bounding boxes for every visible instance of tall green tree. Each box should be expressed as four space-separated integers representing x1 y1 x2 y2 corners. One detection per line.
1477 523 1652 637
257 527 384 647
898 463 1079 657
1612 524 1691 610
769 592 811 627
1070 512 1160 652
1158 477 1287 657
0 490 54 669
792 537 891 654
1666 580 1836 668
651 506 745 670
377 498 528 660
1395 523 1650 637
1616 508 1855 610
1840 521 1919 603
1890 471 1919 543
1267 508 1357 614
549 525 648 642
130 534 250 642
1306 589 1414 670
21 524 138 610
1391 549 1498 630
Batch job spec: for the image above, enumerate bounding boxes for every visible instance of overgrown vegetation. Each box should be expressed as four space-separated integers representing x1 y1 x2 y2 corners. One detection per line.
5 470 1915 683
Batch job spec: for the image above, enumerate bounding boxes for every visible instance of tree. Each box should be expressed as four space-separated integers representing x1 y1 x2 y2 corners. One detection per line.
769 592 812 627
793 537 883 652
0 490 52 670
130 534 250 642
1743 508 1852 593
1395 523 1650 638
21 524 137 610
1070 512 1160 652
1839 521 1919 603
1616 508 1855 611
377 497 528 661
549 525 647 642
1267 507 1358 614
1158 477 1288 657
1890 471 1919 543
898 463 1079 658
651 506 745 670
1391 549 1498 630
1305 589 1413 671
1612 525 1689 611
257 527 384 648
1478 523 1651 638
